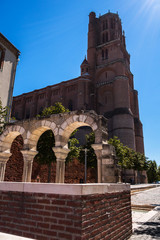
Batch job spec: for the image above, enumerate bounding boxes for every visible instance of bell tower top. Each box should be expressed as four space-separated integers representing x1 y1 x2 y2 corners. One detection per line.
87 11 130 76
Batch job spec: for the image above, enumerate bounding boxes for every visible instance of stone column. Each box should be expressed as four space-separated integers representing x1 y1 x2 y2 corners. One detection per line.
0 152 12 181
53 147 70 183
21 150 37 182
92 144 102 183
92 143 118 183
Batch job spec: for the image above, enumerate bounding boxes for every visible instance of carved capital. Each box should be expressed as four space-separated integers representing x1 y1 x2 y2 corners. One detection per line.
0 152 12 162
52 147 70 160
21 150 38 162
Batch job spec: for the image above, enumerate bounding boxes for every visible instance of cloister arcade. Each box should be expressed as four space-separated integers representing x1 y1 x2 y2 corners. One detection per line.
0 110 118 183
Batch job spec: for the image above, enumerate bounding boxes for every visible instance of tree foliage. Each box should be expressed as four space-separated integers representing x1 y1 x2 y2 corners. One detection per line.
0 99 7 134
108 136 147 170
66 137 80 163
158 166 160 181
108 136 160 183
147 160 159 183
37 102 69 117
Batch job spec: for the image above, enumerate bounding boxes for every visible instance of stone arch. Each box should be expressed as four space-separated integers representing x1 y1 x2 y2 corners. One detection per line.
27 120 56 151
0 111 118 183
53 113 100 183
22 120 57 183
0 125 25 152
57 114 98 147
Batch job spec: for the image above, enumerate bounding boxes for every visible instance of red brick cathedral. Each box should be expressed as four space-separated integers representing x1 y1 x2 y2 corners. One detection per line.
12 11 144 153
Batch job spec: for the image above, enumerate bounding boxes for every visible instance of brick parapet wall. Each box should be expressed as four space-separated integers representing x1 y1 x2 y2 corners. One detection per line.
0 183 132 240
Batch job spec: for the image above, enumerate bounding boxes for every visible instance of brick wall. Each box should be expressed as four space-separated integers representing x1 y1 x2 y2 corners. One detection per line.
4 135 23 182
0 183 132 240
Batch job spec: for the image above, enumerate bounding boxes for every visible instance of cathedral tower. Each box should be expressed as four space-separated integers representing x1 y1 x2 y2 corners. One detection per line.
87 11 144 153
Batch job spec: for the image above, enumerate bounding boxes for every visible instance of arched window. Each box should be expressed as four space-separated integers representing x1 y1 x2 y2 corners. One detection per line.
110 18 115 29
106 20 108 29
39 106 43 115
102 50 104 60
105 49 108 59
102 33 105 43
105 96 108 104
68 100 73 111
110 32 114 41
106 32 108 42
103 21 105 30
15 112 19 120
25 109 30 119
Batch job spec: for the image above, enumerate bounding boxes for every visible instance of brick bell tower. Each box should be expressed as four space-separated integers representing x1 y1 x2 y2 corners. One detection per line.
87 11 144 153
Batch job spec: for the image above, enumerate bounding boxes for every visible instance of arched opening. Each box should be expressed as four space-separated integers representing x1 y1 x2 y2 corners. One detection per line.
68 99 73 111
65 126 97 183
102 33 105 43
4 135 24 182
103 21 105 30
105 49 108 59
106 32 108 42
25 108 30 119
102 49 104 60
106 20 108 29
38 106 43 115
32 130 56 183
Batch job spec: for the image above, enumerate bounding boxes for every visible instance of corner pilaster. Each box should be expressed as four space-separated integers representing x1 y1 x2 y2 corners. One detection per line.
0 152 12 181
92 143 118 183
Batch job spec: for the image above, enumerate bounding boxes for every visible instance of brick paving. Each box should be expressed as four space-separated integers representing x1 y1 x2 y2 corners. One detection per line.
130 185 160 240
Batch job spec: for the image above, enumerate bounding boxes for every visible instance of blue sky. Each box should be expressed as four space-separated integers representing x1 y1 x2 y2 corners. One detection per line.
1 0 160 166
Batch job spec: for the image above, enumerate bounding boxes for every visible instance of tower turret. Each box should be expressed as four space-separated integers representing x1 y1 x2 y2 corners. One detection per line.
80 57 90 76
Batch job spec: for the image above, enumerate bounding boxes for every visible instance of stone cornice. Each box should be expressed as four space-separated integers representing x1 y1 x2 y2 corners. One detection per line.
96 39 120 49
96 58 125 69
0 33 20 58
13 76 91 99
0 182 130 195
96 75 129 88
96 58 132 77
